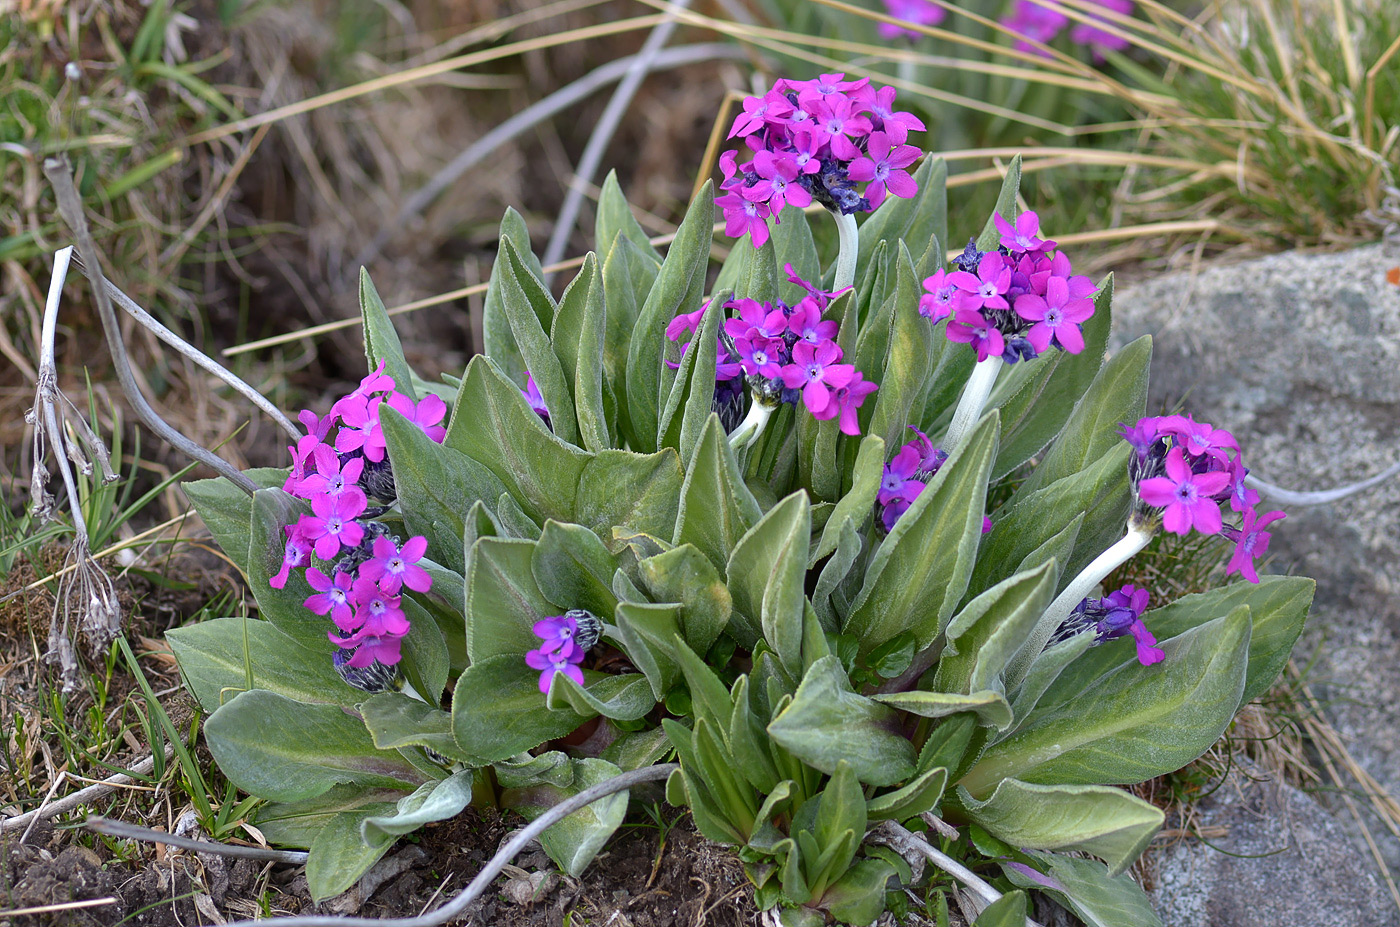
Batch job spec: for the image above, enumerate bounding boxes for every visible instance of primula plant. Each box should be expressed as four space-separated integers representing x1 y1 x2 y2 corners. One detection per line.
167 75 1312 925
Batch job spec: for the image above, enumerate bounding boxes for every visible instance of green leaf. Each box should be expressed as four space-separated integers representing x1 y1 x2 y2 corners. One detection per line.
990 275 1114 481
498 239 577 444
873 690 1012 731
497 492 542 539
811 434 884 565
1000 850 1163 927
970 444 1130 599
962 608 1252 792
360 691 464 759
531 520 619 619
1015 335 1150 499
599 726 673 771
205 690 424 803
867 765 948 821
245 489 332 653
812 761 866 885
444 355 589 526
451 655 590 763
713 225 779 304
867 243 934 451
975 156 1022 252
672 293 726 462
361 770 474 846
399 596 449 703
936 561 1059 698
254 784 404 850
820 858 896 926
600 233 660 444
464 537 553 663
625 183 714 451
480 208 540 384
674 416 763 576
1004 632 1097 738
380 406 507 574
612 601 683 699
306 810 395 902
168 617 356 712
548 671 655 721
595 170 661 264
845 412 999 654
181 469 288 575
495 751 574 789
771 208 820 305
957 779 1162 876
726 676 781 793
552 253 610 451
857 155 944 259
767 655 916 787
637 544 732 656
972 890 1028 927
726 492 811 677
502 757 630 877
359 268 417 402
813 517 862 629
576 448 684 551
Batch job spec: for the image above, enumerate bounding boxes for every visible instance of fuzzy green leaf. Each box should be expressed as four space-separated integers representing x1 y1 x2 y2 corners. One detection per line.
1000 850 1163 927
531 520 619 619
596 171 662 264
359 268 417 402
182 469 289 576
360 691 464 759
552 252 610 451
727 492 811 677
638 544 732 656
937 561 1059 698
867 243 934 451
975 156 1023 252
502 757 630 878
245 489 332 653
498 239 576 444
548 671 655 721
464 537 554 663
767 655 916 787
451 654 591 763
168 617 354 712
481 208 541 384
866 765 948 822
674 416 763 576
306 810 395 902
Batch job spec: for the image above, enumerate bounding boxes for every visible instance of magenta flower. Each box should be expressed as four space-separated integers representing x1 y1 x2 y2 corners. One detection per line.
729 90 793 139
348 578 410 637
751 150 813 214
666 303 709 342
1014 275 1095 354
526 647 586 694
780 340 855 415
1137 447 1232 536
522 372 550 423
360 535 432 595
809 94 873 161
1071 0 1134 62
846 131 921 208
878 0 946 41
338 633 404 668
946 309 1007 362
724 298 788 341
1225 453 1260 513
532 614 584 659
735 337 785 380
867 86 926 145
919 267 959 321
387 391 448 444
1002 0 1070 55
270 525 312 589
717 187 773 248
301 445 367 506
305 568 357 630
787 302 840 345
785 264 844 308
827 372 880 435
1223 509 1285 583
300 493 367 561
1160 414 1238 462
994 210 1057 254
879 444 925 507
335 395 388 462
949 252 1012 312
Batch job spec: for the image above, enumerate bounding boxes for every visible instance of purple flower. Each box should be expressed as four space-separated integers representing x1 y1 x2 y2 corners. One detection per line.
846 131 921 208
1225 453 1260 513
360 535 432 595
867 86 926 145
270 525 312 589
1137 447 1231 536
879 444 926 507
878 0 946 41
994 210 1057 253
301 445 367 508
532 614 584 659
1071 0 1134 62
305 568 357 630
949 252 1012 312
526 647 586 694
729 90 793 139
300 493 368 561
387 391 448 444
1014 275 1095 354
946 309 1006 362
780 340 855 415
1223 508 1285 584
1002 0 1070 55
1160 414 1238 462
751 150 813 215
718 188 773 248
787 302 840 345
919 268 959 321
736 337 786 380
335 395 388 463
666 304 708 342
826 372 880 436
785 265 844 308
347 578 410 637
522 372 551 423
338 633 404 668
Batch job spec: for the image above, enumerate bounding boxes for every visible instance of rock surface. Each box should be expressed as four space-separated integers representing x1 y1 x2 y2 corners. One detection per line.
1148 764 1397 927
1114 242 1400 924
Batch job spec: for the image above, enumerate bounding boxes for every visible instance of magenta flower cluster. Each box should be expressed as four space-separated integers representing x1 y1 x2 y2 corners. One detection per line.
922 211 1097 364
668 266 878 436
1058 584 1163 666
1120 414 1285 583
1001 0 1134 61
271 362 446 669
524 611 602 694
719 74 925 247
877 426 994 533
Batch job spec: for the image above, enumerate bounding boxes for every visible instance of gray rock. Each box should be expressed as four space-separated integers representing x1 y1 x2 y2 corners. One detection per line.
1148 763 1397 927
1114 242 1400 918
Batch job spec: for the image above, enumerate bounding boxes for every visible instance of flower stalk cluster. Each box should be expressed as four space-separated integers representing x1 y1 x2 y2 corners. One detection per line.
272 362 446 671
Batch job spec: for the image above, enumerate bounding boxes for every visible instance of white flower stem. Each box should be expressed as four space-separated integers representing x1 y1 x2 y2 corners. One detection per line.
943 356 1003 455
728 397 775 451
1006 523 1155 690
833 210 859 293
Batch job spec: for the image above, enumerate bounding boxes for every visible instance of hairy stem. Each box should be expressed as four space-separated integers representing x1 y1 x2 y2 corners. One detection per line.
833 210 859 293
728 396 775 450
944 356 1003 454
